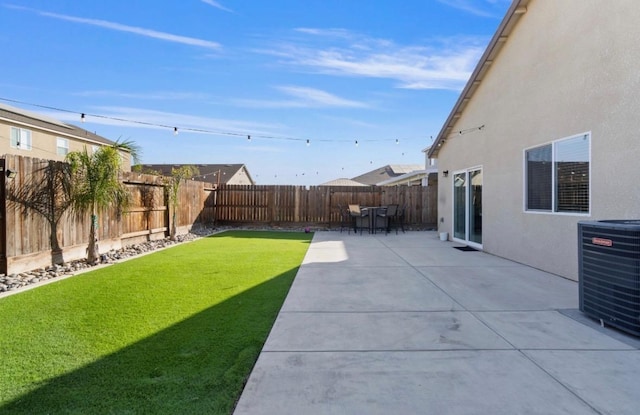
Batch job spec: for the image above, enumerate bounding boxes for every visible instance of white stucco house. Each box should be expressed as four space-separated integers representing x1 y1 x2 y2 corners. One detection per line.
428 0 640 281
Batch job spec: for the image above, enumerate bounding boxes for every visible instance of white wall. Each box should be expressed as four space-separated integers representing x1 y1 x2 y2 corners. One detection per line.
436 0 640 280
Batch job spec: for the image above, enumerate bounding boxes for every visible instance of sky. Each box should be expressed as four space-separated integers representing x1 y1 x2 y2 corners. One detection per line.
0 0 512 185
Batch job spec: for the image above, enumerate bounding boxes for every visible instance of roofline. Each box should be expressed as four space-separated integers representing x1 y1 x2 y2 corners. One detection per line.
0 115 121 149
428 0 530 158
376 169 429 186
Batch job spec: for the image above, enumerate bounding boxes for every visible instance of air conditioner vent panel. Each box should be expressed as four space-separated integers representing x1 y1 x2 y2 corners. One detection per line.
578 220 640 337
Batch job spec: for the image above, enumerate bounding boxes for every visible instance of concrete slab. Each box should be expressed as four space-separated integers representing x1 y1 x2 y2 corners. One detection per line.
281 266 461 312
303 245 409 267
397 246 519 267
525 350 640 415
559 309 640 349
234 231 640 415
475 311 635 350
310 233 387 248
420 265 578 311
264 311 512 351
234 351 599 415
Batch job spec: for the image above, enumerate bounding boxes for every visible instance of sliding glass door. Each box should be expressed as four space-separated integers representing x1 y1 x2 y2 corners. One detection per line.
452 168 482 247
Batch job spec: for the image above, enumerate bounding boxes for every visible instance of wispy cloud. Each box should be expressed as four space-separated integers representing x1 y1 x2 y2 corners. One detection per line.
43 106 282 136
261 30 485 90
234 86 369 109
5 5 221 50
436 0 510 18
201 0 233 13
73 90 210 101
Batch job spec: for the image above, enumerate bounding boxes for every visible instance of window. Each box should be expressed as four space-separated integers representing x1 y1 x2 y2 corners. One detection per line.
92 145 100 154
10 127 32 150
56 138 69 156
525 133 590 213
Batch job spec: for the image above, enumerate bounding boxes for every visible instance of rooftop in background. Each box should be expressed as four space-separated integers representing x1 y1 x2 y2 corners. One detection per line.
350 164 424 186
0 103 116 147
319 178 370 187
138 163 255 185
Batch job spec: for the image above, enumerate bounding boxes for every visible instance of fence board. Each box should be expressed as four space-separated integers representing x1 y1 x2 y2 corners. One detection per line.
214 184 437 228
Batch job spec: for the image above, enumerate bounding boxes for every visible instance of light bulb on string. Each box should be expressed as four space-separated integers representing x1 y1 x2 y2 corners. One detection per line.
173 127 178 136
306 139 310 147
355 140 359 147
81 113 86 123
247 135 251 141
395 139 399 144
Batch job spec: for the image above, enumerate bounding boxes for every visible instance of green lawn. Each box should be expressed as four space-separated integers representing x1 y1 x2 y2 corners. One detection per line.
0 230 312 414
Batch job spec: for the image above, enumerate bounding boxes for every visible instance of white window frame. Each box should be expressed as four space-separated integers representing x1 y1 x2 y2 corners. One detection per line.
56 137 69 156
92 145 100 154
523 132 591 216
10 127 32 150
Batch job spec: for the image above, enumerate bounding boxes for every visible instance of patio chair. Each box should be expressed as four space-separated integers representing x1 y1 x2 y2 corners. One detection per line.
395 204 406 233
373 205 395 235
348 204 369 235
338 204 351 234
379 204 398 234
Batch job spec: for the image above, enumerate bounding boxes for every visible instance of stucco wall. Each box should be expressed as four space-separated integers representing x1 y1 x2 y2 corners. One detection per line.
436 0 640 280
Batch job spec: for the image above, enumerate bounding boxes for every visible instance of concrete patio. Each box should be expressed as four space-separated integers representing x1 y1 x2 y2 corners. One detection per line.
234 231 640 415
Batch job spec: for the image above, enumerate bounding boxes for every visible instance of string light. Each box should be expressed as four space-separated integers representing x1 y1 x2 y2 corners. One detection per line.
453 125 485 137
0 97 433 146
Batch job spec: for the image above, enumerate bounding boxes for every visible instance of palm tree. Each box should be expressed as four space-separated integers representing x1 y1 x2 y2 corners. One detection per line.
66 140 140 264
6 159 73 265
167 165 199 240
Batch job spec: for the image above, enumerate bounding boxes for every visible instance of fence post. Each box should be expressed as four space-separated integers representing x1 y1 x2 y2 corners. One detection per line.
294 186 300 223
0 158 6 274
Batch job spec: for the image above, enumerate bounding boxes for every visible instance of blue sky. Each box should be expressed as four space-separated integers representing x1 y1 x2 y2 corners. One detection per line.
0 0 511 185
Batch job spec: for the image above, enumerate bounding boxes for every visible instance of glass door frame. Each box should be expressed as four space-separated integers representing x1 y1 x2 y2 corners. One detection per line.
451 166 483 249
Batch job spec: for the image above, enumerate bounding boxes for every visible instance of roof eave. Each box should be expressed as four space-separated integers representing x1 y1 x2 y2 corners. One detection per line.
428 0 530 158
376 170 428 186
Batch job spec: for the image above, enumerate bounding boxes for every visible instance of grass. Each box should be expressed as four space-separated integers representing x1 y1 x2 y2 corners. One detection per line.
0 230 312 414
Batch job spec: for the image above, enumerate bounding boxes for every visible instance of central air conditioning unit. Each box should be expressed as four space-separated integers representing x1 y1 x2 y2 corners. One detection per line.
578 220 640 337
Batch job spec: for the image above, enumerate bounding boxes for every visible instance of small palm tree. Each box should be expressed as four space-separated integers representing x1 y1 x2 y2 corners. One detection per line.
167 165 199 241
66 140 140 264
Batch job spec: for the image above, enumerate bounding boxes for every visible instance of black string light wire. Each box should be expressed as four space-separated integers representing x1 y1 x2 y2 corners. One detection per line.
0 97 431 146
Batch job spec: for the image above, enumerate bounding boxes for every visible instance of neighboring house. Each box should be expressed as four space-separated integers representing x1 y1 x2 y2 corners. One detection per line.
140 163 255 185
377 148 439 187
319 178 370 187
428 0 640 281
0 103 131 170
350 164 424 186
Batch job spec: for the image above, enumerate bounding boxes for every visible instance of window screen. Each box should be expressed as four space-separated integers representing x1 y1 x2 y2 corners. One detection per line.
525 133 590 214
555 134 589 212
526 144 552 210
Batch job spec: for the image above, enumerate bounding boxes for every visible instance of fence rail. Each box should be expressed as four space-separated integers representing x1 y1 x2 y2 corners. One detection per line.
1 154 436 274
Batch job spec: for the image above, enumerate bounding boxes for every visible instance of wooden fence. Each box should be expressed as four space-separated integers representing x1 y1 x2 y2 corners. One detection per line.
214 184 437 227
1 154 436 274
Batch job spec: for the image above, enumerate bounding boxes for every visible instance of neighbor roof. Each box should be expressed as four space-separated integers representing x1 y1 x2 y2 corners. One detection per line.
351 164 424 186
0 102 117 147
139 163 252 184
428 0 531 158
319 178 370 187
